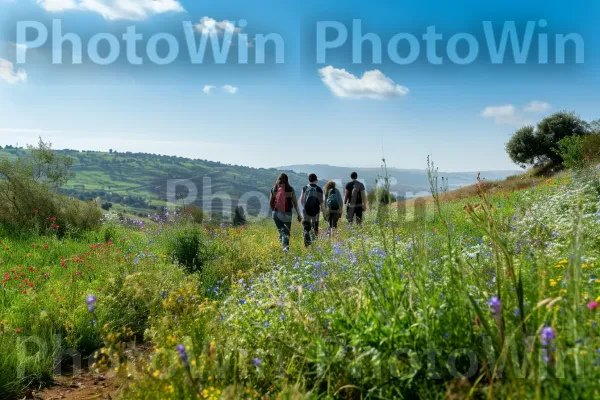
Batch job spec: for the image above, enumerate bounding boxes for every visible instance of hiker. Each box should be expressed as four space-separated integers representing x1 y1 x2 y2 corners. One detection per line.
270 173 302 251
323 180 343 236
344 172 368 224
299 173 325 247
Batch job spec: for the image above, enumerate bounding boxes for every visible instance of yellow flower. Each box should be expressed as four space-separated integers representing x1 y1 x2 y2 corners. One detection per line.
560 289 568 295
152 370 160 378
559 259 568 265
549 279 557 287
582 263 588 269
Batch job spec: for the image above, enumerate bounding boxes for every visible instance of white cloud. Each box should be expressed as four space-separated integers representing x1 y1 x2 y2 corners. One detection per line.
36 0 184 20
0 58 27 84
524 100 551 113
222 85 238 94
482 100 551 126
203 85 215 95
195 17 241 35
318 66 409 100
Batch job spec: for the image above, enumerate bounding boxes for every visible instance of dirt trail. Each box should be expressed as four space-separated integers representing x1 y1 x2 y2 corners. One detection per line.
33 371 122 400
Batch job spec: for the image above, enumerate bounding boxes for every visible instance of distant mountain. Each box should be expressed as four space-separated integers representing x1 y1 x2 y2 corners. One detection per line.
0 147 310 218
279 164 521 199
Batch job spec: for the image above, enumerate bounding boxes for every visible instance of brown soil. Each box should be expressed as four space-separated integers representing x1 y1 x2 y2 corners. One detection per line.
31 371 122 400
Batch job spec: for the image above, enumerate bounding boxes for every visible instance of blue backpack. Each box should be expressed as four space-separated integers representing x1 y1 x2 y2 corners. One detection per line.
326 189 340 210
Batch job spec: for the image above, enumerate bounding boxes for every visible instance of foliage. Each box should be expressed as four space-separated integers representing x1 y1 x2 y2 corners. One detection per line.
506 111 589 167
555 134 600 169
0 139 102 237
232 206 247 227
167 227 217 274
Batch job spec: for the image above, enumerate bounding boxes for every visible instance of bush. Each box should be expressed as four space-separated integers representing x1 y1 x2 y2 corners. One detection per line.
555 134 600 169
183 205 204 224
233 205 247 226
506 111 589 167
167 227 216 274
368 186 396 206
0 139 102 236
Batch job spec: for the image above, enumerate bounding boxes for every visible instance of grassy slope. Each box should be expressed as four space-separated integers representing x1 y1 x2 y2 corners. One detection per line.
1 168 599 399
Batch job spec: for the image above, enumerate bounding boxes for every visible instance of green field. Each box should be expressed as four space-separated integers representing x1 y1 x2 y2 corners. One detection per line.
1 162 600 399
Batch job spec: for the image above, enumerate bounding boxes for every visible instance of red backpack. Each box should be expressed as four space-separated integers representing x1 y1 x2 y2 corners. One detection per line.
272 185 290 212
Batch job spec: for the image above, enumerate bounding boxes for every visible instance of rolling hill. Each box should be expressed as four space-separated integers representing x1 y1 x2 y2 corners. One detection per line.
0 146 310 218
0 146 520 218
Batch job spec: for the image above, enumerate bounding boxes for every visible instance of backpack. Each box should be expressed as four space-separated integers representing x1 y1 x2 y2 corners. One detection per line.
272 185 291 213
350 181 362 206
326 188 340 210
302 185 320 217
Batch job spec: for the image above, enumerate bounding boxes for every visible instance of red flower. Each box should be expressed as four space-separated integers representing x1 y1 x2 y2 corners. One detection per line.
588 301 598 311
43 244 48 250
15 329 21 334
34 209 38 214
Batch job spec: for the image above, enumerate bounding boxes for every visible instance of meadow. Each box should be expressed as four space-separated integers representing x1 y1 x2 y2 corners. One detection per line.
1 165 600 399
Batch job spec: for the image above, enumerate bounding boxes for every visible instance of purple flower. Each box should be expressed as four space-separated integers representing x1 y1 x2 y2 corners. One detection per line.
253 358 262 366
86 295 96 305
88 305 95 313
176 344 188 365
489 296 501 315
541 326 556 346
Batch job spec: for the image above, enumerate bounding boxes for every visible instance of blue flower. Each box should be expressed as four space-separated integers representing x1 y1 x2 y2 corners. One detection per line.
239 299 246 305
489 296 501 315
88 305 95 313
263 321 270 328
176 344 188 365
86 295 96 305
253 358 262 366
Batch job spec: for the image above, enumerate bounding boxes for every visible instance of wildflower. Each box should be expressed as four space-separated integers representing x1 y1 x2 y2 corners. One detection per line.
252 358 262 366
263 321 270 328
541 326 555 346
15 329 21 334
88 305 95 313
175 344 188 366
489 296 501 315
239 299 246 305
86 295 97 305
588 301 598 311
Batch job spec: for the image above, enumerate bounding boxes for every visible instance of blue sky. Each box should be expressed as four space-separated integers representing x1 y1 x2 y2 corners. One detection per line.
0 0 598 171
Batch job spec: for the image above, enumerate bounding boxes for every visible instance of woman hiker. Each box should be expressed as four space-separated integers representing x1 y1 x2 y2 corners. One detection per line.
269 173 302 251
323 180 343 237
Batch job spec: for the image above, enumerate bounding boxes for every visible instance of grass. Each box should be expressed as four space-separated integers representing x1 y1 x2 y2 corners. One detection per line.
1 166 600 399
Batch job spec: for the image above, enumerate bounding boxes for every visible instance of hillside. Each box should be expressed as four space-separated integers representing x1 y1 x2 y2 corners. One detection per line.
0 147 310 217
280 164 521 198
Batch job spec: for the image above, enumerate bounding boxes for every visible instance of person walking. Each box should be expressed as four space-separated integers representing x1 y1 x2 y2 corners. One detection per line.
323 180 343 237
299 173 325 247
270 173 302 251
344 172 367 224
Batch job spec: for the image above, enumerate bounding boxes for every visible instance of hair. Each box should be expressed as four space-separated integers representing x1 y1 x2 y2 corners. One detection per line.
323 180 336 200
308 173 318 183
274 173 292 192
351 172 358 180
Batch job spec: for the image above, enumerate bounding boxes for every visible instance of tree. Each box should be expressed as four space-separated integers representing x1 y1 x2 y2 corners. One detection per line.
505 126 540 168
506 111 589 167
233 206 247 227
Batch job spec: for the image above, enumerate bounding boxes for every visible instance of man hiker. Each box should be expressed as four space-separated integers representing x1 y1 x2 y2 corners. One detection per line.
344 172 367 224
300 173 325 247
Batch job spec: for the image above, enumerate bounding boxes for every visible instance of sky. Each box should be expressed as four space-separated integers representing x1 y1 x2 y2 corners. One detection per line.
0 0 598 172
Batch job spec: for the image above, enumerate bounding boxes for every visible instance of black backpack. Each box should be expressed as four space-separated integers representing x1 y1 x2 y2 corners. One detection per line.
350 181 362 206
303 185 321 217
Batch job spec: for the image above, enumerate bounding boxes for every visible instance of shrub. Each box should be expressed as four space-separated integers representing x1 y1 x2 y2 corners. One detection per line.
233 205 247 226
555 135 585 169
368 186 396 206
0 139 101 236
167 227 216 274
183 204 204 224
